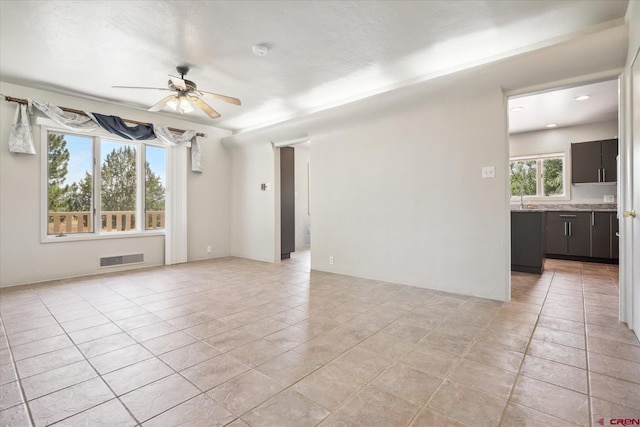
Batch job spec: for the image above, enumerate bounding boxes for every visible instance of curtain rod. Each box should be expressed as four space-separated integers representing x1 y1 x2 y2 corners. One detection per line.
2 95 206 138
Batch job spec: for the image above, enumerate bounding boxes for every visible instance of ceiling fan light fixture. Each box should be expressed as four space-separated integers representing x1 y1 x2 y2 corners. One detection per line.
178 95 194 114
166 98 179 111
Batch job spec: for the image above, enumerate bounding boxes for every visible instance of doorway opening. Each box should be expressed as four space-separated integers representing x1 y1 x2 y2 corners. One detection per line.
507 78 620 296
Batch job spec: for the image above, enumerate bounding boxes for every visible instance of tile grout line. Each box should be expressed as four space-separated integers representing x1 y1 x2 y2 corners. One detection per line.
581 263 595 427
0 315 36 427
496 263 556 426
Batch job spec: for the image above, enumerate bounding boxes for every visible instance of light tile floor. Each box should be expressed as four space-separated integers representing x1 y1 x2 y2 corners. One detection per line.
1 251 639 426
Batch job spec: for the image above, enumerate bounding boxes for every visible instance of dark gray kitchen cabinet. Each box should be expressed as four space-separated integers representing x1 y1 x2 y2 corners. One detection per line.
571 138 618 183
546 212 590 256
591 211 619 260
511 211 545 274
591 212 611 258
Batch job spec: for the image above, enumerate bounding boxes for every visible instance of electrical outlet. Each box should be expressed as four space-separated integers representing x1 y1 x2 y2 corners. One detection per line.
482 166 495 179
604 195 615 203
329 256 334 265
207 246 212 253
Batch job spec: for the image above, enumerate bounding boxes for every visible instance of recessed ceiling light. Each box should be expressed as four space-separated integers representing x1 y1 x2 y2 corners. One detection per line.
510 107 524 112
574 95 590 101
546 123 558 128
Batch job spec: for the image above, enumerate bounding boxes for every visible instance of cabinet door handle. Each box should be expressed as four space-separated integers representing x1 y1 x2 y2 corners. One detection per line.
560 214 577 218
603 168 606 182
598 168 602 182
564 222 568 236
569 222 572 236
592 212 595 226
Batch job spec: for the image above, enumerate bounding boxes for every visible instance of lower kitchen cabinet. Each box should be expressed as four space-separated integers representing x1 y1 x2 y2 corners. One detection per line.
591 211 619 260
546 212 590 257
511 211 545 274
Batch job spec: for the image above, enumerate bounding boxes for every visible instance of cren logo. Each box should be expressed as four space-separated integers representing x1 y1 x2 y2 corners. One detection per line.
598 419 640 426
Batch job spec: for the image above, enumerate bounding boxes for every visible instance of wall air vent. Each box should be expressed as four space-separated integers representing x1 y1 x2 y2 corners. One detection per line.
99 253 144 268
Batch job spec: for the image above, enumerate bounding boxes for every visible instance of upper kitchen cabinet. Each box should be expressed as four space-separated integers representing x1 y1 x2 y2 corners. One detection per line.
571 139 618 183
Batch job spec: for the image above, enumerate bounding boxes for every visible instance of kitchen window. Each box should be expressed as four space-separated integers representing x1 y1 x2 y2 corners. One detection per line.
43 127 166 241
510 153 567 200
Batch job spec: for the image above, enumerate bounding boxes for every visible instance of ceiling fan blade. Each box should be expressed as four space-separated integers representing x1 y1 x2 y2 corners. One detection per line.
149 95 177 112
112 85 171 91
189 96 221 119
168 75 187 90
199 90 242 106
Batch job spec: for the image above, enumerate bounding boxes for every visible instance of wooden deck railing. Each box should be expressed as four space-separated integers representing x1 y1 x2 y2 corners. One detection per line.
48 211 165 234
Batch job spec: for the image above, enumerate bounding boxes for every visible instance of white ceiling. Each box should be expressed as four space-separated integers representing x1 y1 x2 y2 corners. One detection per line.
508 79 619 134
0 1 629 133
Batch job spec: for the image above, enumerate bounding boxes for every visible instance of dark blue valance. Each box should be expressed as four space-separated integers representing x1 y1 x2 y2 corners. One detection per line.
91 113 155 140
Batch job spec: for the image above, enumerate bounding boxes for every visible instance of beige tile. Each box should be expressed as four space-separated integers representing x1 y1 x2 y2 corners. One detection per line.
141 330 197 355
510 375 589 425
7 324 65 347
228 338 289 368
241 388 330 427
588 335 640 363
526 339 587 369
520 355 588 394
373 362 442 404
21 360 97 401
360 332 413 359
102 357 174 396
67 323 122 344
143 394 235 427
89 344 153 375
0 403 31 427
183 319 234 340
77 332 137 358
294 364 365 411
586 323 640 346
207 369 285 416
59 313 110 333
16 346 84 379
204 329 260 353
29 377 115 427
0 363 17 386
240 318 289 337
475 328 529 353
533 326 585 350
113 313 163 331
329 346 394 382
464 341 524 373
255 350 321 386
501 401 581 427
119 373 200 423
590 372 640 410
263 326 310 350
0 381 23 411
427 380 506 427
126 321 179 342
317 415 358 427
447 359 516 399
398 347 458 379
159 341 221 371
336 384 420 427
381 321 431 343
588 352 640 384
53 398 136 427
409 408 469 427
537 316 584 335
180 353 249 391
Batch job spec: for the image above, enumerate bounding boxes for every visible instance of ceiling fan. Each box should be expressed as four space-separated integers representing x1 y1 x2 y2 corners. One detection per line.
113 65 241 119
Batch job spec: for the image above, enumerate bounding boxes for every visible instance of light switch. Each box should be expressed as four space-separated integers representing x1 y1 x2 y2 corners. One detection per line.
482 166 495 179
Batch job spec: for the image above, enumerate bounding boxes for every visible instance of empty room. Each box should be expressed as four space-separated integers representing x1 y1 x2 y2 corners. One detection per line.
1 1 639 426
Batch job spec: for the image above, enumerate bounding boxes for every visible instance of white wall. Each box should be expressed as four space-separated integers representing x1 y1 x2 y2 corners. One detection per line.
509 120 619 203
310 84 508 300
294 145 311 248
227 140 277 263
0 81 231 287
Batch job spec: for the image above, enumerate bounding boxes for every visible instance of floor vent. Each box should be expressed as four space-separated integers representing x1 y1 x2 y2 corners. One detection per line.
99 253 144 268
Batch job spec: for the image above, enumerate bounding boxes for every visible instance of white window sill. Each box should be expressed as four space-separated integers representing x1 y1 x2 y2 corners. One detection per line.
41 230 165 244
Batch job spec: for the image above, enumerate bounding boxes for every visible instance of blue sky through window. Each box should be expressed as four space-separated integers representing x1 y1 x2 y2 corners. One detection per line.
63 135 166 186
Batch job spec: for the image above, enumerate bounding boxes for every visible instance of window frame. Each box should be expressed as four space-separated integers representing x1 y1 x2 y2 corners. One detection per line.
509 152 570 202
40 121 166 243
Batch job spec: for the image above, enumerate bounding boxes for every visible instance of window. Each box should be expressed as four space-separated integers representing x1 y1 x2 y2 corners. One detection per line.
510 153 566 199
44 128 165 239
